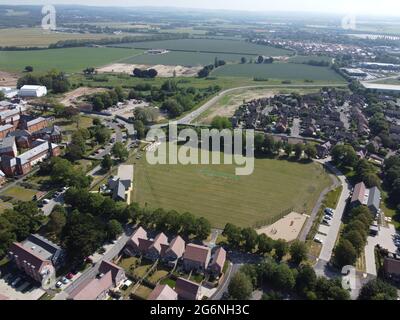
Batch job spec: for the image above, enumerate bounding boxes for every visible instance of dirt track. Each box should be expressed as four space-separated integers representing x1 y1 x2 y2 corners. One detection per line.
59 87 106 107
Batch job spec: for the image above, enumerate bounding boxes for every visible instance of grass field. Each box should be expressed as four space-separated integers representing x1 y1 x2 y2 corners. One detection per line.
115 38 292 56
0 28 128 48
212 63 345 82
130 145 331 228
1 186 37 202
0 47 141 73
121 51 256 66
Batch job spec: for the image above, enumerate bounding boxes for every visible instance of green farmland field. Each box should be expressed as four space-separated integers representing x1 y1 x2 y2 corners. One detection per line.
0 47 141 73
115 38 292 56
212 63 345 82
121 51 256 66
131 145 331 228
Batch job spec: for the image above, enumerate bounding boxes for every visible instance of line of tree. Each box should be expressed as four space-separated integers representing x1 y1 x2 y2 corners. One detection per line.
303 60 330 67
334 206 373 268
228 260 350 300
17 70 70 94
383 156 400 209
197 58 226 78
90 86 126 111
132 68 158 79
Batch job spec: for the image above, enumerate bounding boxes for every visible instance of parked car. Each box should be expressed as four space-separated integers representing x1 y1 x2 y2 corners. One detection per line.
324 215 332 221
314 237 323 244
11 277 21 288
322 219 332 226
42 199 50 204
61 277 69 284
56 281 63 288
66 273 74 280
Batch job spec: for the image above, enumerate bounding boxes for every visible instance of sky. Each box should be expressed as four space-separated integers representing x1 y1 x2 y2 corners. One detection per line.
2 0 400 17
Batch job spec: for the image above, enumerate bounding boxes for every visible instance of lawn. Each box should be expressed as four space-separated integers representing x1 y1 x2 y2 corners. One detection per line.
212 63 346 82
121 51 256 67
0 47 142 73
0 200 13 213
160 277 176 288
133 284 153 300
1 186 37 202
147 270 169 284
52 115 94 133
131 144 331 228
115 38 292 56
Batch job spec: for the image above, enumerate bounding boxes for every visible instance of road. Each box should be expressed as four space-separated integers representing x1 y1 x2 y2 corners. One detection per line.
317 160 351 262
54 225 134 300
92 121 123 160
41 192 65 216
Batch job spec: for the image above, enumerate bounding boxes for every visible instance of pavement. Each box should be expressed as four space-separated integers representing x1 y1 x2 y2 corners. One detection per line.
41 192 65 216
365 224 399 276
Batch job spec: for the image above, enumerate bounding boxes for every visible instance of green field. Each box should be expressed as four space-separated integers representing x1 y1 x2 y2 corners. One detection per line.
131 145 331 228
0 28 129 48
1 186 37 202
115 38 292 56
121 51 256 66
212 63 345 82
0 47 141 73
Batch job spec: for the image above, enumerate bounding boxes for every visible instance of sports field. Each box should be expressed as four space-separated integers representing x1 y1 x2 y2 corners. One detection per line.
0 47 141 73
131 145 331 228
121 51 255 66
115 38 292 56
211 63 345 82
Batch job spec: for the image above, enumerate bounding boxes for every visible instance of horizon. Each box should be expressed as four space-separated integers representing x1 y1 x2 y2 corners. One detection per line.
1 0 400 18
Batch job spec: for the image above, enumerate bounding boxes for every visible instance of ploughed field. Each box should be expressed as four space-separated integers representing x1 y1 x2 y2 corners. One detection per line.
131 145 331 228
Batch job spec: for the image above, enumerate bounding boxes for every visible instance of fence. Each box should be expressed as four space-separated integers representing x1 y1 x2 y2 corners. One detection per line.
252 207 294 229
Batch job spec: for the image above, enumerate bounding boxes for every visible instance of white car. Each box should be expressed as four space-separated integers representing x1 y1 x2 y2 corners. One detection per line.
322 219 332 226
56 281 63 288
314 237 323 244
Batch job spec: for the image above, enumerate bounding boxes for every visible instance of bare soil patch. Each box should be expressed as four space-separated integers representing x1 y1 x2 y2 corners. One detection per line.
0 71 19 87
97 63 201 77
59 87 106 107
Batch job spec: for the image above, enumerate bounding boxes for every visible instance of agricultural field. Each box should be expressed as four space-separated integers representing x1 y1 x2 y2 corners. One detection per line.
0 28 128 47
115 38 292 56
0 47 141 73
121 51 255 67
130 144 331 228
211 63 345 82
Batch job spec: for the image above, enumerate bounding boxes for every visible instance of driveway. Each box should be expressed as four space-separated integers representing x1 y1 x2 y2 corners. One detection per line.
365 224 399 276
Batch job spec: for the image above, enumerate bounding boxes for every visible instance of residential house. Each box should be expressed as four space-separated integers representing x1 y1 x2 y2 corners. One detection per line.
183 243 211 273
316 141 331 159
209 247 227 277
69 260 126 300
175 277 201 300
367 186 381 214
8 234 65 289
350 182 367 208
384 254 400 283
148 284 178 300
163 236 185 264
108 165 134 202
143 233 169 261
31 125 62 143
125 226 147 256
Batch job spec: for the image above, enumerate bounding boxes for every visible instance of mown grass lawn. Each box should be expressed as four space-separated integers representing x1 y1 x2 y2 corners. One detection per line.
147 270 169 284
131 144 331 228
1 186 37 202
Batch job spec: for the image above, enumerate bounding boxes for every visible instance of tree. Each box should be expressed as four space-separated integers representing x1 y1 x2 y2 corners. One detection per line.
241 228 258 252
228 271 253 300
343 230 365 254
134 120 146 139
46 205 66 237
223 223 242 247
274 239 288 261
211 116 232 130
241 57 247 64
358 279 398 300
296 265 317 295
161 98 183 117
112 142 129 161
272 264 296 292
254 134 265 153
334 239 357 268
258 234 274 255
331 144 357 168
24 66 33 72
294 144 304 160
101 154 113 171
304 144 317 160
106 219 123 240
284 143 293 157
196 217 211 240
94 126 111 144
289 240 308 265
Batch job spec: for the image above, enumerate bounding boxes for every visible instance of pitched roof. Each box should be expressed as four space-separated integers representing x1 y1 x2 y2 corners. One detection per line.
165 236 185 258
175 277 200 300
130 226 147 247
183 243 210 265
149 233 169 253
69 271 113 300
148 284 178 300
384 257 400 276
351 182 366 204
0 136 16 150
210 247 226 270
98 260 124 284
367 186 381 211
